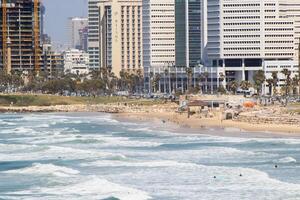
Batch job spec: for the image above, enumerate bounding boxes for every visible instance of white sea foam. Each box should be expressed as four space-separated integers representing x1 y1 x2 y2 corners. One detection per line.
12 127 36 134
0 144 36 153
0 120 16 126
81 160 199 168
0 145 127 161
274 156 297 164
159 146 271 160
34 124 50 128
8 176 151 200
88 135 162 147
5 163 80 177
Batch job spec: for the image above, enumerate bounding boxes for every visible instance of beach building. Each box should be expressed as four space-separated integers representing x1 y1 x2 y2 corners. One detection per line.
88 0 101 70
63 49 90 75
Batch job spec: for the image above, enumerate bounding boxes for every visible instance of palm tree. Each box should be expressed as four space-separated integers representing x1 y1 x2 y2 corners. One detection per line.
170 70 176 94
271 71 278 96
228 80 239 94
203 71 209 94
240 80 252 97
292 75 299 95
168 67 171 94
198 73 204 94
186 67 193 93
266 78 273 96
153 73 161 93
149 71 153 94
136 69 143 94
164 69 168 94
282 69 292 105
253 70 266 96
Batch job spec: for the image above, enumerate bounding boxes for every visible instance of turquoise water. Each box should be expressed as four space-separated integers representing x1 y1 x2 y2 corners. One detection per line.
0 113 300 200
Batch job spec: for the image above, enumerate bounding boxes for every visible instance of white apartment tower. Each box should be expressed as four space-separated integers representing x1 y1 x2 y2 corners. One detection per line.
68 17 88 50
205 0 296 82
279 0 300 60
143 0 175 72
98 0 143 76
88 0 101 69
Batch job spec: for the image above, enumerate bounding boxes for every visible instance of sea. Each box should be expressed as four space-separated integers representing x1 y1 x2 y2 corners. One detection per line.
0 112 300 200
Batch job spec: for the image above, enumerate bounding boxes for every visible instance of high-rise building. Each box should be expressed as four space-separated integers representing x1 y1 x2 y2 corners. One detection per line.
143 0 176 93
0 0 42 72
206 0 295 82
98 0 143 76
143 0 175 71
88 0 101 70
68 17 88 49
279 0 300 60
175 0 202 68
40 3 45 37
79 27 88 52
172 0 300 93
42 37 64 77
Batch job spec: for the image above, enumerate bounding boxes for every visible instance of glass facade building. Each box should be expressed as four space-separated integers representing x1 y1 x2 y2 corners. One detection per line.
175 0 202 68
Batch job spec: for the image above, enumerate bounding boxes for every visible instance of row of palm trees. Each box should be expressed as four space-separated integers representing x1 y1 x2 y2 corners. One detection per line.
0 68 144 95
1 67 299 97
225 69 300 97
147 67 300 97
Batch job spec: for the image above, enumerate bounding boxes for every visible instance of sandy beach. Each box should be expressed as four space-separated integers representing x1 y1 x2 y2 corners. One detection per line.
114 111 300 137
1 102 300 136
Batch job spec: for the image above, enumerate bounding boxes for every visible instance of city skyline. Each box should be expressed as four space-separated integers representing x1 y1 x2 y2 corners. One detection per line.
43 0 87 46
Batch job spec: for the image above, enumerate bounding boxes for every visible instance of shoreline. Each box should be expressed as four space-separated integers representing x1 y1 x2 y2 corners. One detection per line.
113 111 300 138
1 104 300 137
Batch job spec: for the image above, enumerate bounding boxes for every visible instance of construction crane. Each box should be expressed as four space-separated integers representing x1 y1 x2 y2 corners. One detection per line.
34 0 40 74
2 0 7 74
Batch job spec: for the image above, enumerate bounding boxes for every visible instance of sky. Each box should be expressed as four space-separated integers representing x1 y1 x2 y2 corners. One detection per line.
42 0 87 48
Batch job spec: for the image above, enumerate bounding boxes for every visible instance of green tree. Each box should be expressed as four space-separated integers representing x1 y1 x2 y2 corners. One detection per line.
282 69 292 96
153 73 161 93
203 71 209 94
228 80 239 94
186 68 193 93
240 80 252 91
271 71 278 96
253 70 266 95
164 69 168 94
266 78 273 96
292 75 299 95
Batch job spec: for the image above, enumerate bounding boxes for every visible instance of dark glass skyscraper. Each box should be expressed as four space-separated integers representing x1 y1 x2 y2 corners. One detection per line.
175 0 202 68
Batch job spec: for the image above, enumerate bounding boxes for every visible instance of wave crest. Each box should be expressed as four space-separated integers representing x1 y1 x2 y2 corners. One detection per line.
5 163 80 177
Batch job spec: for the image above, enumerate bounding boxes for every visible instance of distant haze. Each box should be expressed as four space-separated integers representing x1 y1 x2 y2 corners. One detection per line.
42 0 87 49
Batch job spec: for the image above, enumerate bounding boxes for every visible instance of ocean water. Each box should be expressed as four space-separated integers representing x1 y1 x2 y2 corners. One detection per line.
0 113 300 200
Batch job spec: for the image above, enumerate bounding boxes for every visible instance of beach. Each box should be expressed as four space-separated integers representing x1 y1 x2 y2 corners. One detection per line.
0 104 300 136
1 100 300 136
115 111 300 137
